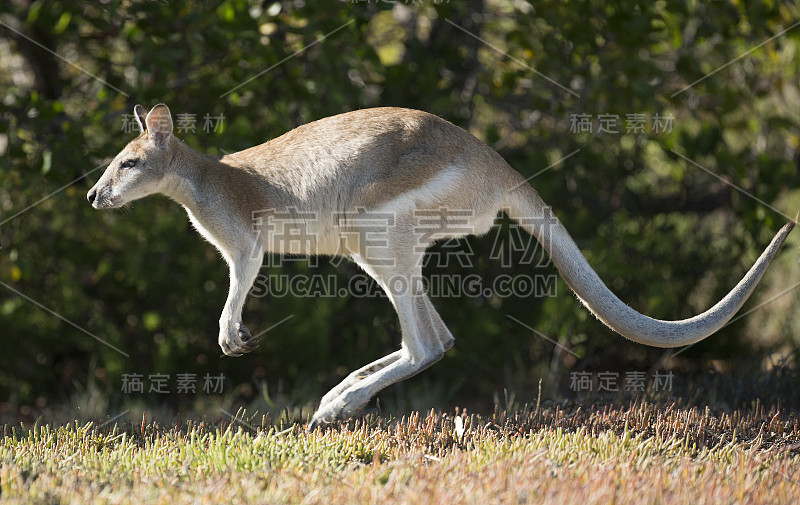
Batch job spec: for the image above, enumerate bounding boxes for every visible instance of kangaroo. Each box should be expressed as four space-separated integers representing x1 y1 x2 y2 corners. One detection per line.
87 103 795 427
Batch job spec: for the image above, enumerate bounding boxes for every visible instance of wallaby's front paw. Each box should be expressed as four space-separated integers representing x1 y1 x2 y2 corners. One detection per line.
238 323 260 353
219 322 259 357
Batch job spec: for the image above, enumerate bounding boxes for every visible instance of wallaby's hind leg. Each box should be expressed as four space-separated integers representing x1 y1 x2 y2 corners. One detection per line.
318 350 404 408
315 252 455 414
315 298 453 414
311 256 452 427
423 296 455 351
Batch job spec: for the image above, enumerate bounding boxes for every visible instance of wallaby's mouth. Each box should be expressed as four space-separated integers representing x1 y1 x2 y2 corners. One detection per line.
92 198 121 209
87 188 120 209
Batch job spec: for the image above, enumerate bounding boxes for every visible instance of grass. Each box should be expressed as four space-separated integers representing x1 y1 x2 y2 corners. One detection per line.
1 400 799 504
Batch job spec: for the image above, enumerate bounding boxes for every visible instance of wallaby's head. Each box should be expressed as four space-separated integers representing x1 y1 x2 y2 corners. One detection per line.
87 104 175 209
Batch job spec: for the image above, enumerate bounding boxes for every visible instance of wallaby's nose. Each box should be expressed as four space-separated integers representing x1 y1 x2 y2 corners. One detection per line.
87 189 97 204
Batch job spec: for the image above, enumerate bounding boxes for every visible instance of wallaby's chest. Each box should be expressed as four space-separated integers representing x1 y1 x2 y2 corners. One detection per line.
183 206 240 258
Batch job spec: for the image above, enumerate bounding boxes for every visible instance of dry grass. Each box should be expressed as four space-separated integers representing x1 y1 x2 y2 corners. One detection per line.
1 400 799 504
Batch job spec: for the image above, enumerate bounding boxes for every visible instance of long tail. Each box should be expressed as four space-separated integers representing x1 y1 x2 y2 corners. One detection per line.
505 183 795 348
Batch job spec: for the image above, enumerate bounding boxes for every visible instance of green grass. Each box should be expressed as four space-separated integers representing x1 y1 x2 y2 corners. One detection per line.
2 401 799 504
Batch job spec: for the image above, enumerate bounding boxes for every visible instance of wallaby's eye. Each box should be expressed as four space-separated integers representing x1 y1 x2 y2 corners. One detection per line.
121 159 138 169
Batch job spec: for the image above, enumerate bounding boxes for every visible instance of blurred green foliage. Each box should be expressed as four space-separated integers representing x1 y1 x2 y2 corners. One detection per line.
1 0 799 421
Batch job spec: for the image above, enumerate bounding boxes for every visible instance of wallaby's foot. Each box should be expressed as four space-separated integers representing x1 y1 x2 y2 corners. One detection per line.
317 353 402 409
308 403 342 430
219 322 259 357
307 414 327 431
309 389 371 430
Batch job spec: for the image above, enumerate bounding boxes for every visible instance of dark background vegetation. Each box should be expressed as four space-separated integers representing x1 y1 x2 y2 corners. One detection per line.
1 0 799 423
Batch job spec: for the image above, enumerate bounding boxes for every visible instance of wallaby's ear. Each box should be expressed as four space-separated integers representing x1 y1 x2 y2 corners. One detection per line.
144 103 173 146
133 104 147 133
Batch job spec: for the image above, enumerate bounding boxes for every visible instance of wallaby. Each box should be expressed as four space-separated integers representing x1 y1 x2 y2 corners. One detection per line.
88 103 794 427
